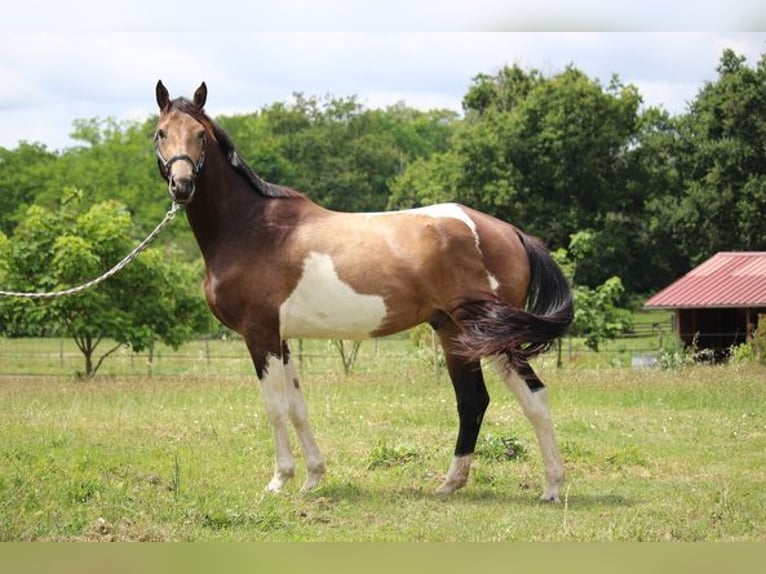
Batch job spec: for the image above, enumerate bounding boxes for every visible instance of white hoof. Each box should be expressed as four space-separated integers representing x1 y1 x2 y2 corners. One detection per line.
265 469 294 493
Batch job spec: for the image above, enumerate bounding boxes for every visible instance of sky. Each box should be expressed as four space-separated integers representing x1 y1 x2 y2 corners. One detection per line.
2 1 766 150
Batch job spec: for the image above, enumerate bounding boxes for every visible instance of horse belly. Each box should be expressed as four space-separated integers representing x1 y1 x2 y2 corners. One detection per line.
279 252 388 339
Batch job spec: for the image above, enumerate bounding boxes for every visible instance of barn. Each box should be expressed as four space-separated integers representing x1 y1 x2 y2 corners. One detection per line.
645 252 766 356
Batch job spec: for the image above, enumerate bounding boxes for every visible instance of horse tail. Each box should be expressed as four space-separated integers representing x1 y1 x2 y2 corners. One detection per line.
456 232 574 365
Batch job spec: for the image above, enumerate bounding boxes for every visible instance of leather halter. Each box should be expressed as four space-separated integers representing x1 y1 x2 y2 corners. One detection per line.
155 134 206 179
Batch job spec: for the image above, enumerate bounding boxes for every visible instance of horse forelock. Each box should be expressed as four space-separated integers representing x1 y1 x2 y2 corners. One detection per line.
164 97 302 200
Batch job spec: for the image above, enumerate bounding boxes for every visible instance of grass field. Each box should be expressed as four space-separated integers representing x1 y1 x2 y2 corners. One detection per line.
1 353 764 541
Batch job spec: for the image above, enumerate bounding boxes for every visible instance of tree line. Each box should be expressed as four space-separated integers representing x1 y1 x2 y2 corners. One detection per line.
1 48 764 374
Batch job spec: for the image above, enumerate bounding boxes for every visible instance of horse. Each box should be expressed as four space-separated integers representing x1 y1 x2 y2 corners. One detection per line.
153 81 574 501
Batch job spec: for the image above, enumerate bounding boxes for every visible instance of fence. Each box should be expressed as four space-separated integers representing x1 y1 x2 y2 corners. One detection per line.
0 320 676 378
0 336 419 378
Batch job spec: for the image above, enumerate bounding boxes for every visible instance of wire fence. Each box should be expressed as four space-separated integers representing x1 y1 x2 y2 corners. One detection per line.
0 336 417 378
0 320 678 378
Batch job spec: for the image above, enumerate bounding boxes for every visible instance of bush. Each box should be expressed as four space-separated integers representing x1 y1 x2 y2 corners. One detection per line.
730 342 755 364
476 433 528 462
656 338 695 370
365 441 419 470
755 314 766 365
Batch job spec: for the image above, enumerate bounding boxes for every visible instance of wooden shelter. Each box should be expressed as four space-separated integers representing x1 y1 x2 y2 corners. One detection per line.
645 252 766 354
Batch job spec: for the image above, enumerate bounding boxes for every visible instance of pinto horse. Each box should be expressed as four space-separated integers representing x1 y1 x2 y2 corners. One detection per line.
154 81 574 501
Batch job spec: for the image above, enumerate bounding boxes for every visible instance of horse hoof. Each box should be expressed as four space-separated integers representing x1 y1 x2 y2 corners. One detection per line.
539 492 561 503
265 482 284 493
435 479 466 495
266 470 294 493
301 470 325 492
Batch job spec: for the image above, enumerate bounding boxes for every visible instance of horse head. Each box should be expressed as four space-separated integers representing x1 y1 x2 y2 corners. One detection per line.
154 80 209 204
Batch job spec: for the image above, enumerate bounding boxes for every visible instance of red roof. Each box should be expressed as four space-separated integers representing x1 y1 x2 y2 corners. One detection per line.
645 252 766 309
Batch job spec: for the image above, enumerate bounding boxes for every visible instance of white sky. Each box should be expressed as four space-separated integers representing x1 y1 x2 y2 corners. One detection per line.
1 1 765 150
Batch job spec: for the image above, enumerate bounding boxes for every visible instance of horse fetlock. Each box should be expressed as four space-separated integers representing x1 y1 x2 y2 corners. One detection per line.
539 480 563 503
301 462 327 491
436 454 473 494
266 467 295 492
540 469 565 502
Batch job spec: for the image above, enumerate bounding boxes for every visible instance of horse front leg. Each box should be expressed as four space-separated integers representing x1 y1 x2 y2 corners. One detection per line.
282 343 326 491
247 336 296 492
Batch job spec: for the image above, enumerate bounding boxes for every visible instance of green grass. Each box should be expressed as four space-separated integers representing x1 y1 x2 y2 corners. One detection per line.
1 359 764 541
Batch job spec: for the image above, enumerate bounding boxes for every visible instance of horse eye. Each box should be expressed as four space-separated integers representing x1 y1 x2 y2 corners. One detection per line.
155 129 166 141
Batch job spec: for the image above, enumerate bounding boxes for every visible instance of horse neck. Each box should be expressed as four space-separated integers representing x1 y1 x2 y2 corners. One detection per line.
183 152 264 260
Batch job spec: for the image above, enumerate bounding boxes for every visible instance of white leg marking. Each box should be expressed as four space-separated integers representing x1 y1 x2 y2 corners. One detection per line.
283 354 326 491
436 454 473 494
260 354 295 492
491 357 565 502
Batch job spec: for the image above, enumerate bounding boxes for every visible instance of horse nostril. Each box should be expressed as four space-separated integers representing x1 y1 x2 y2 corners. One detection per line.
168 174 195 203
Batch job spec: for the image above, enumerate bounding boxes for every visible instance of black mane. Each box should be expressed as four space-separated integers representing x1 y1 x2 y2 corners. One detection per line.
168 98 301 199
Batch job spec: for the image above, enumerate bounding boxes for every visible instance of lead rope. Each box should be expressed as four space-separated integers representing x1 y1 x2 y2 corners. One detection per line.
0 202 182 299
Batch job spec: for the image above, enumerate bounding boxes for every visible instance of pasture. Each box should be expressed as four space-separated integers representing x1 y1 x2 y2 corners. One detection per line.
0 341 764 542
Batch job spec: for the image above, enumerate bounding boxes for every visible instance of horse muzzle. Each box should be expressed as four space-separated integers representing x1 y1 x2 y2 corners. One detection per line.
157 150 206 205
168 174 196 204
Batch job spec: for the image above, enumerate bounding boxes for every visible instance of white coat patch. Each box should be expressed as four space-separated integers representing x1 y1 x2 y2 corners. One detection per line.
280 252 388 339
407 203 478 239
367 203 481 249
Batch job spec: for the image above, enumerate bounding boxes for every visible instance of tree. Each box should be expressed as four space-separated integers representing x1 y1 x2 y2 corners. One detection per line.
332 340 363 375
652 49 766 266
552 231 632 352
0 189 212 377
609 107 690 293
0 142 64 235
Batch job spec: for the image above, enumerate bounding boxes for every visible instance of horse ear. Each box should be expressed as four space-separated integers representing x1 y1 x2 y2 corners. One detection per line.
193 82 207 109
156 80 170 110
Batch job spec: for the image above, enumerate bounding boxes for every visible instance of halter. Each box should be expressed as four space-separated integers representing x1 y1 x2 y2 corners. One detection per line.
154 133 207 179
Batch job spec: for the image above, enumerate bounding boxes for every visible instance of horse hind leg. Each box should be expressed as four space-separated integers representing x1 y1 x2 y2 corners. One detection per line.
491 355 565 502
435 322 490 494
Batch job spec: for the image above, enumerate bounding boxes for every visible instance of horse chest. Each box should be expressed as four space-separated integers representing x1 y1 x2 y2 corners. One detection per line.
279 252 388 339
203 271 239 331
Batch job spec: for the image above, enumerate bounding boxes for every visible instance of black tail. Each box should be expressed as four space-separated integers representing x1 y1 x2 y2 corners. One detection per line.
456 232 574 365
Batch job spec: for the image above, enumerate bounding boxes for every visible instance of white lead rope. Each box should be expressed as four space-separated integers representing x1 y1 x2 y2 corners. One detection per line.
0 203 182 299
